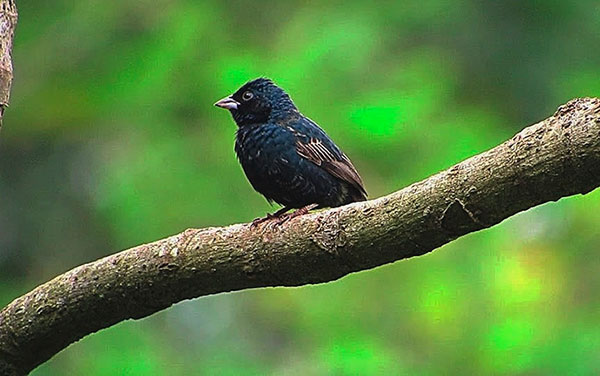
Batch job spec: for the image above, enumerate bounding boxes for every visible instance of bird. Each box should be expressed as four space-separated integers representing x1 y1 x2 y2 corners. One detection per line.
214 77 367 224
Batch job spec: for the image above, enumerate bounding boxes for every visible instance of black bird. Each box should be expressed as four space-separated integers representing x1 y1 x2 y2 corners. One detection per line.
215 78 367 223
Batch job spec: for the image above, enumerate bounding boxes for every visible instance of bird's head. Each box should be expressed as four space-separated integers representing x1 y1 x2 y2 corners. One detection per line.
214 78 298 127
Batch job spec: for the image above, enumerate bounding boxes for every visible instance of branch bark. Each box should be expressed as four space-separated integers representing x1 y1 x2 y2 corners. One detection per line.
0 0 16 128
1 97 600 375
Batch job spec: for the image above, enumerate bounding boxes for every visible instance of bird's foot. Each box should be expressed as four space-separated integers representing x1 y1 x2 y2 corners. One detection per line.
250 212 279 227
250 206 291 227
285 205 315 220
250 205 317 228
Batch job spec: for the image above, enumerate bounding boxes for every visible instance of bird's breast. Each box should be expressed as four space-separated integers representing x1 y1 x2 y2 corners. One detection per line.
235 124 296 175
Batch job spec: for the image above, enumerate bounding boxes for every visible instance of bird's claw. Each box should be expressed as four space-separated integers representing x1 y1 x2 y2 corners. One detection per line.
250 213 276 227
250 213 290 228
249 205 315 229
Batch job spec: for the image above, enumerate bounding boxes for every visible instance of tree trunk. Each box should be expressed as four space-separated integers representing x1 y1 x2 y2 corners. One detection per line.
0 0 16 129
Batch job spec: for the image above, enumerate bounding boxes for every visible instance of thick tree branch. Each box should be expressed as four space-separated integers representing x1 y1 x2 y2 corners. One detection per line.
0 0 16 128
1 97 600 374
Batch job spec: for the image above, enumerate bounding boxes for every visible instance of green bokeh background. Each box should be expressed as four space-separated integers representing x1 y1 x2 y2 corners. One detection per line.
2 1 600 374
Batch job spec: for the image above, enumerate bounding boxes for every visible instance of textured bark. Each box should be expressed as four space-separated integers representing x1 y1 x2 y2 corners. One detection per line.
0 0 16 128
1 97 600 374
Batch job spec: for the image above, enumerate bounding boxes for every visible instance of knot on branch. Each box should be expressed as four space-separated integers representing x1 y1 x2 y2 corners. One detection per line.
311 211 348 254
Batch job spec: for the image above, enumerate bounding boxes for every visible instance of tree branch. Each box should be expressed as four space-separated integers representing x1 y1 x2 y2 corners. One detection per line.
1 97 600 374
0 0 16 128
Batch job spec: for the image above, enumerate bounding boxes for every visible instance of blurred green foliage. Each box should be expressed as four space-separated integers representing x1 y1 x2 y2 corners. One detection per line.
1 0 600 374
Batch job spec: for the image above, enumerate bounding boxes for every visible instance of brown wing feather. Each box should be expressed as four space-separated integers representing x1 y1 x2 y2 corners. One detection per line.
296 138 367 200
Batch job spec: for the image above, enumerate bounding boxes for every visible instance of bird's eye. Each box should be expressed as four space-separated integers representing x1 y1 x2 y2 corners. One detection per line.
242 91 254 101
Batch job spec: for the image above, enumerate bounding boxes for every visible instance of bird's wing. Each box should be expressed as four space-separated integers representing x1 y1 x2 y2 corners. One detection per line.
295 136 367 199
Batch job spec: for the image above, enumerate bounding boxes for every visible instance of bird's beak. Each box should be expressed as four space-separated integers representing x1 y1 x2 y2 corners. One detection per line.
214 96 240 110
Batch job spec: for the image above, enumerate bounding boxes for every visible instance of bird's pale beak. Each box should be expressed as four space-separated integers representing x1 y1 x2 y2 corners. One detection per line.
214 96 240 110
